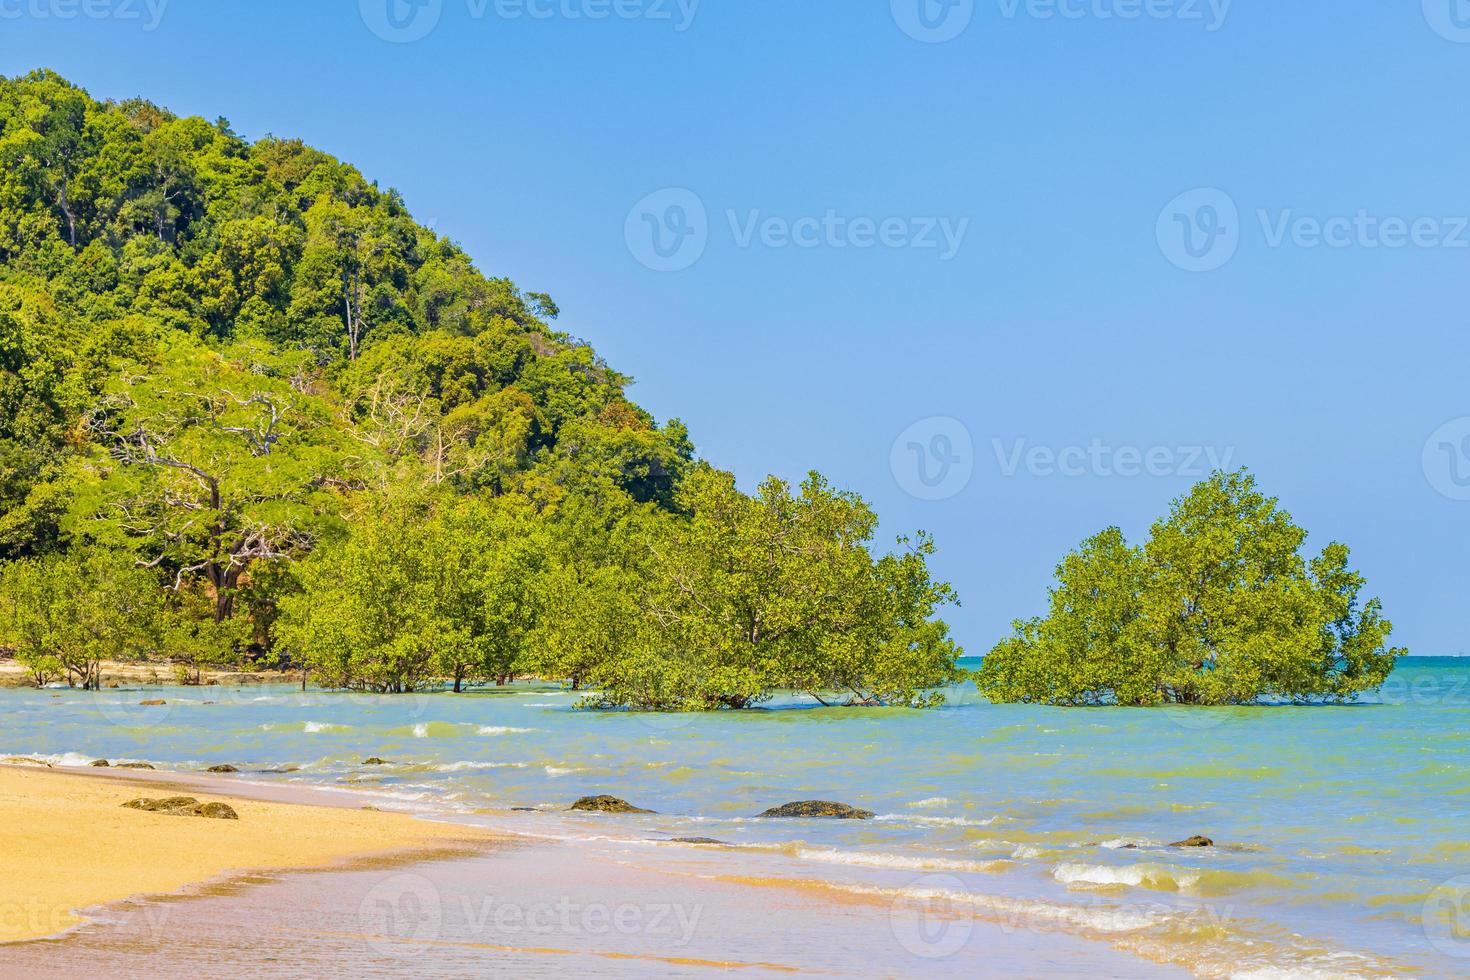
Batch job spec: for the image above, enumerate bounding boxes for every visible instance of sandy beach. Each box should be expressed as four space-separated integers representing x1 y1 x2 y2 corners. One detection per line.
0 763 495 944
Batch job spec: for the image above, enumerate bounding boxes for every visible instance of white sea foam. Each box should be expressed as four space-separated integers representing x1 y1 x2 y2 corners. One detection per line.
832 881 1158 934
544 766 581 776
430 760 529 772
1052 861 1199 893
477 726 535 735
794 848 1004 874
875 813 996 828
906 796 951 808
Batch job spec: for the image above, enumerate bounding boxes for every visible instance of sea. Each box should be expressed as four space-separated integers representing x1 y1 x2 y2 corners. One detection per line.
1 655 1466 978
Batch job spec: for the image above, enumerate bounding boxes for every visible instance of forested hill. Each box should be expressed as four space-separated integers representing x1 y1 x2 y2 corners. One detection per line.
0 70 962 708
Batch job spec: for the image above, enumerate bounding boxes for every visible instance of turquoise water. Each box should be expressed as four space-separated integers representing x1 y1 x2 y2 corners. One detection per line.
2 656 1467 977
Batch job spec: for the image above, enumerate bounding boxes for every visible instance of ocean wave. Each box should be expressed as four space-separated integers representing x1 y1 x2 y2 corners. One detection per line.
794 848 1007 874
875 813 996 828
1053 861 1201 893
477 726 536 736
906 796 951 808
257 721 350 734
832 881 1160 934
429 760 530 773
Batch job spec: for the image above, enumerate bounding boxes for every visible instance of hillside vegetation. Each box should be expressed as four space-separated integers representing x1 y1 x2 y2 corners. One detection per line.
0 70 962 707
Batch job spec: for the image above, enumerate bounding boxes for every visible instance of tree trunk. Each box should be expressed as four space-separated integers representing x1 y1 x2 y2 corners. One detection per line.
57 181 77 246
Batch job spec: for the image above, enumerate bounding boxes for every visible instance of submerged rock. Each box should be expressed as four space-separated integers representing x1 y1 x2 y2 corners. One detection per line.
138 699 167 706
362 757 388 766
117 762 156 770
511 807 541 812
121 797 238 820
1169 835 1215 848
206 765 239 773
669 837 729 846
89 759 110 767
757 801 875 820
569 795 655 814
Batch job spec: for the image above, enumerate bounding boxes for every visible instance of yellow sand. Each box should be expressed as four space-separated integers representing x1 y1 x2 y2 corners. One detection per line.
0 764 491 943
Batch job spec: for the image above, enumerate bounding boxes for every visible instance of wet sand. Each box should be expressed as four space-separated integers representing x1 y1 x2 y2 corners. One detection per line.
0 830 1190 978
0 763 496 944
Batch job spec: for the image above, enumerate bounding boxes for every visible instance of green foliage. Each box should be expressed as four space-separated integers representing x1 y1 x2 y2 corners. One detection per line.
977 471 1405 707
576 467 963 710
0 550 158 688
0 70 961 708
276 491 549 693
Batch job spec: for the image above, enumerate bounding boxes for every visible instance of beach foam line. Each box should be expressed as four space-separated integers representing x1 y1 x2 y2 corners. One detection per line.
1054 861 1201 893
874 812 996 827
793 847 1009 875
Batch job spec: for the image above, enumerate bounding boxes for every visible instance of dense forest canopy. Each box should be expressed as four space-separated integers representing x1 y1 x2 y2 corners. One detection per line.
0 69 963 707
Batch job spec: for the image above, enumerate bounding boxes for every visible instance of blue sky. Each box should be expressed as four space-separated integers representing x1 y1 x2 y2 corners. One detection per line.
5 1 1469 655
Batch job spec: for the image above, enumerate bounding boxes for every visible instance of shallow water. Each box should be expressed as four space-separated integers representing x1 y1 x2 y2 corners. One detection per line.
2 656 1467 977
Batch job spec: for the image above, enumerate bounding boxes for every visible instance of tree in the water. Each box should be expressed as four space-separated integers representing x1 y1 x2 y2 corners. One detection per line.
977 470 1404 706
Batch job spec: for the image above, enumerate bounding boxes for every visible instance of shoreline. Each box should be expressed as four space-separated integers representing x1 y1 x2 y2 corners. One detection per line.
0 659 301 690
0 763 502 945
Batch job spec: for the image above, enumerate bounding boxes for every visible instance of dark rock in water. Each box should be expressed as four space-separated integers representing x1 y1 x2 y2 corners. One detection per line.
362 757 388 766
138 699 167 706
206 765 238 773
569 795 655 814
117 762 156 770
89 759 110 767
670 837 729 846
1169 835 1215 848
361 806 382 812
121 797 238 820
758 801 875 820
511 807 541 812
2 756 52 767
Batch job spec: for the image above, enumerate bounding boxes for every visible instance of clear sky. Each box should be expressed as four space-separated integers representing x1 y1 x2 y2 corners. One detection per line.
5 1 1469 655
